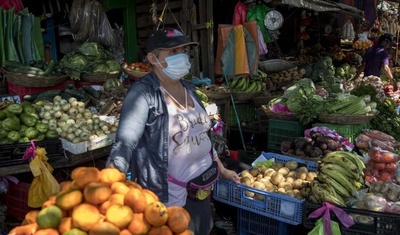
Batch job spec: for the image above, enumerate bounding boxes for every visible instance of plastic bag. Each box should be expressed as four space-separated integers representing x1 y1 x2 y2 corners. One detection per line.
232 1 247 26
308 218 341 235
28 148 60 208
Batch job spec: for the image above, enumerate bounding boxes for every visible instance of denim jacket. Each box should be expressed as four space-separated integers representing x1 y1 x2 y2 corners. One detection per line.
106 72 212 203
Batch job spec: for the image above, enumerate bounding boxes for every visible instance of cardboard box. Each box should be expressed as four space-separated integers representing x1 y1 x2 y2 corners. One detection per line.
61 133 116 155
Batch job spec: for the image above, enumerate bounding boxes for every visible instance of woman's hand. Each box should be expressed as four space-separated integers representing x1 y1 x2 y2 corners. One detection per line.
220 168 240 184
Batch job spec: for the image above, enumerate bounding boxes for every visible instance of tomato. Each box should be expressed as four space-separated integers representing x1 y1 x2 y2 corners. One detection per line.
370 160 386 171
385 162 398 172
369 149 384 163
381 152 399 163
364 175 377 184
377 171 393 182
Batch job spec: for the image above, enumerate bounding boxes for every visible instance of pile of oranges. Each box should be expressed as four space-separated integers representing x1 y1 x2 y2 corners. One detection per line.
9 167 192 235
352 39 373 50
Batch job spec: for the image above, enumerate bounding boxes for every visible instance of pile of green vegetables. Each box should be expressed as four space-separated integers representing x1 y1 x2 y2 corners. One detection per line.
60 42 121 80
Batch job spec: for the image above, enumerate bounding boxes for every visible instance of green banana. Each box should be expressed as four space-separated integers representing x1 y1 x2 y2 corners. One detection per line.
236 77 246 90
311 181 346 206
229 78 239 89
335 151 366 177
317 173 352 198
319 168 357 195
322 152 360 179
319 163 356 180
244 81 257 92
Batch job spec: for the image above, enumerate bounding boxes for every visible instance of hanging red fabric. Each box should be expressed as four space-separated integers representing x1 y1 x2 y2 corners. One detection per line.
232 1 247 26
0 0 24 13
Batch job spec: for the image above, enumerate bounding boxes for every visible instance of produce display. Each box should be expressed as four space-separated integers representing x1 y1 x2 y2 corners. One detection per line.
0 101 58 144
8 167 192 235
229 71 267 93
306 151 365 206
280 131 346 159
59 42 121 80
3 59 61 77
121 61 150 73
239 160 317 200
267 67 305 91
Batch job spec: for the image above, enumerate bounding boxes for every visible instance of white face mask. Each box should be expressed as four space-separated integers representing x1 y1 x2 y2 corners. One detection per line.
155 53 191 80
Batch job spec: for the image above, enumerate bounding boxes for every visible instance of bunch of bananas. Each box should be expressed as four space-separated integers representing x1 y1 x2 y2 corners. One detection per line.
306 151 365 206
229 71 267 93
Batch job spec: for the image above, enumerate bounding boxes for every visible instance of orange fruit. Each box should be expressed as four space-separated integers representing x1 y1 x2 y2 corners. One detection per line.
56 189 83 211
166 206 191 234
98 200 111 215
109 193 125 205
99 168 126 186
125 180 142 190
9 222 38 235
119 229 133 235
124 188 147 213
83 182 112 205
143 201 168 227
59 181 73 191
148 225 173 235
127 213 151 235
105 204 133 229
36 205 63 229
71 167 100 189
24 210 39 224
58 217 72 234
174 229 194 235
89 221 120 235
141 189 159 205
111 182 130 195
34 228 59 235
72 203 101 231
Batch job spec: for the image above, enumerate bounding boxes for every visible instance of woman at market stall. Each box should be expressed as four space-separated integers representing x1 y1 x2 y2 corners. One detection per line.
105 28 240 235
351 33 398 91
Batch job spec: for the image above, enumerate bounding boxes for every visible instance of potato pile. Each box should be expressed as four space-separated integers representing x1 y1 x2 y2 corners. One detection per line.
269 67 305 85
239 161 317 200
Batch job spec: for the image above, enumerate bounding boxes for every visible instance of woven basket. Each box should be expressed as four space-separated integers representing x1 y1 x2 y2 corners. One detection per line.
317 113 375 125
123 68 149 78
258 59 297 74
231 92 258 101
198 88 230 100
261 105 298 121
81 72 120 82
4 70 69 88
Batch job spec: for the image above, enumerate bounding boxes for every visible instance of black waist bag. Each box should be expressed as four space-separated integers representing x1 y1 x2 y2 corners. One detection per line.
187 161 220 200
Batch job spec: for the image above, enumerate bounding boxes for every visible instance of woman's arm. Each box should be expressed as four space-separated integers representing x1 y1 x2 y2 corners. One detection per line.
215 157 240 183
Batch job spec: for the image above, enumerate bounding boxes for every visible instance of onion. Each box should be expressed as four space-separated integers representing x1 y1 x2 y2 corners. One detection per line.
62 103 71 112
66 119 76 125
90 134 99 140
70 100 78 107
41 119 49 124
73 123 81 129
93 118 100 125
77 101 86 108
80 131 90 141
77 106 86 114
57 121 67 128
69 97 77 104
39 111 45 119
101 125 109 132
62 125 69 132
68 107 78 116
60 99 68 106
53 104 61 112
87 124 94 131
56 127 62 134
53 95 62 103
43 112 52 120
93 125 99 130
86 119 93 125
54 110 63 118
67 133 75 141
74 129 82 137
61 113 70 121
72 137 82 143
44 104 53 111
49 122 57 130
103 130 111 135
75 118 85 125
60 131 68 138
92 114 99 119
83 111 92 119
76 113 83 119
67 126 76 133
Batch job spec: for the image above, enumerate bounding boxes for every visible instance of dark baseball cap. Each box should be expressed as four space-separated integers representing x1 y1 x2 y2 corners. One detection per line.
146 28 198 53
378 33 396 45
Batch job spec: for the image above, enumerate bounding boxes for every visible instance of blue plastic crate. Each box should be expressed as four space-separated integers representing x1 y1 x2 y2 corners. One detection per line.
213 152 318 225
237 208 294 235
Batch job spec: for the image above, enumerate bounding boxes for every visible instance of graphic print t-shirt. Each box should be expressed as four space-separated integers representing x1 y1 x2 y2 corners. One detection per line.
165 94 212 206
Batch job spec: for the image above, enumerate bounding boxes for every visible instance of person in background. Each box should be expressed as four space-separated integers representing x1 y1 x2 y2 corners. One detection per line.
105 28 240 235
352 33 397 90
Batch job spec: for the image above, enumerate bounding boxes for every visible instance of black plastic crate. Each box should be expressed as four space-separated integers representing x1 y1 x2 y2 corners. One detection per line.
0 139 63 166
303 203 400 235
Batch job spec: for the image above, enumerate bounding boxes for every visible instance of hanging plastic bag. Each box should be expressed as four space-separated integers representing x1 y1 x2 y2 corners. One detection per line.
341 20 355 41
27 145 60 208
308 218 341 235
